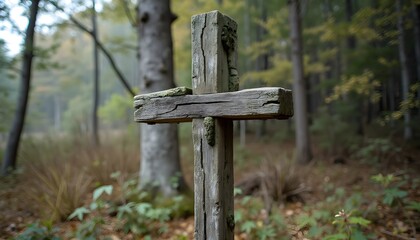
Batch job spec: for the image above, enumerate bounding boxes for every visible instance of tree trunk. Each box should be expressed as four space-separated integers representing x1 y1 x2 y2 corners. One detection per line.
396 0 412 140
137 0 187 196
345 0 356 50
92 0 100 146
288 0 312 164
1 0 40 175
239 0 252 147
412 3 420 99
255 0 268 139
54 94 61 132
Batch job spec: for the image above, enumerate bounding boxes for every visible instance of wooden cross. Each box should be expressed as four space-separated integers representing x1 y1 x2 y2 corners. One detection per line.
134 11 293 239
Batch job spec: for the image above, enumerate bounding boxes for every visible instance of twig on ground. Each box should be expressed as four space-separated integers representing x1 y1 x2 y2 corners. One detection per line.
380 229 416 240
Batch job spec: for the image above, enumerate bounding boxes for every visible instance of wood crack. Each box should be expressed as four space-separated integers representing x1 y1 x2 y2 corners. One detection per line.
262 100 280 106
200 14 207 85
199 137 207 239
155 101 228 116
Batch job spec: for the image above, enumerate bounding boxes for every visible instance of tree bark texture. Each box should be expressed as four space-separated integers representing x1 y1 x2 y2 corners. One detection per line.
92 0 100 146
396 0 412 140
137 0 187 196
1 0 40 175
288 0 312 164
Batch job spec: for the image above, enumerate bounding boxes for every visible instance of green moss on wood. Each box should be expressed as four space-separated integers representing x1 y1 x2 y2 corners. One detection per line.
134 87 192 101
204 117 215 146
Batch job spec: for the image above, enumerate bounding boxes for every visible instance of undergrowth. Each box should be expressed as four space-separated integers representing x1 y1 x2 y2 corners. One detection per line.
18 134 139 222
6 132 419 239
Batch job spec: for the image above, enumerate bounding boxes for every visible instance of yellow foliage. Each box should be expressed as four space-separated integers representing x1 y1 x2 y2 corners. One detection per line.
378 57 398 68
304 55 327 75
326 70 381 103
172 0 244 86
304 25 325 36
319 48 338 62
320 18 337 42
245 39 279 61
242 56 292 86
349 7 382 42
348 25 380 41
382 83 420 123
255 9 288 39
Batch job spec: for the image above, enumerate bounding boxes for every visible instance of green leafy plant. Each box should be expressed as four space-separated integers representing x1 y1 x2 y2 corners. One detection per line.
356 138 401 164
327 209 370 239
293 187 373 239
115 182 192 236
68 178 191 238
72 217 105 240
406 201 420 211
116 201 171 235
68 185 114 239
371 173 408 206
14 222 61 240
234 194 287 239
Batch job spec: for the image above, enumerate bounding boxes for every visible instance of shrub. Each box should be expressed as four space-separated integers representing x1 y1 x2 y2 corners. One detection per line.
355 138 401 164
234 194 287 240
13 222 61 240
310 106 360 156
68 180 193 238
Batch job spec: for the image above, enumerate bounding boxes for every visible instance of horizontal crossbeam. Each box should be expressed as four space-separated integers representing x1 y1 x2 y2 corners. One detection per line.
134 87 293 123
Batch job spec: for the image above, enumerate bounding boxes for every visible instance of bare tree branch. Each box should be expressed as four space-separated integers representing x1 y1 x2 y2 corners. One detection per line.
119 0 137 28
49 1 136 97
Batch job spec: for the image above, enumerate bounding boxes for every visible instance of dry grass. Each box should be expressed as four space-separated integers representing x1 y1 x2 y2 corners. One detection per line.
18 134 139 222
236 155 308 216
26 162 92 221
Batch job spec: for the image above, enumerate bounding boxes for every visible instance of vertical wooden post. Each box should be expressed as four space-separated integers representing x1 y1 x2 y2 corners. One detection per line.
191 11 237 239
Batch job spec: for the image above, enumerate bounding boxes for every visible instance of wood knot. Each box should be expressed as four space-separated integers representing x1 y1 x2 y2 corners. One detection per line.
140 12 149 23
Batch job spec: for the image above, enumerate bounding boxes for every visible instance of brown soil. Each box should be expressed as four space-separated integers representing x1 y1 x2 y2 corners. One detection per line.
0 136 419 239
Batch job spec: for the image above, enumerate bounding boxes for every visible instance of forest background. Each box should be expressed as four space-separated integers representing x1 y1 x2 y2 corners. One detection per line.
0 0 419 239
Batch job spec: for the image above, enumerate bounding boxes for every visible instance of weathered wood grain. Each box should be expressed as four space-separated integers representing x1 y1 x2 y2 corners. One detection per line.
134 86 192 101
132 9 294 240
134 87 293 123
192 11 235 240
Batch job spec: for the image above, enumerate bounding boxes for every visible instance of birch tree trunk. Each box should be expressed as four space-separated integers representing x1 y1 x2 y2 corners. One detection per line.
288 0 312 164
137 0 187 195
1 0 40 175
396 0 412 140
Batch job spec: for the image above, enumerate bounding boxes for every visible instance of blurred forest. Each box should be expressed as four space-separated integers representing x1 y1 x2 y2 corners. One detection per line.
0 0 419 239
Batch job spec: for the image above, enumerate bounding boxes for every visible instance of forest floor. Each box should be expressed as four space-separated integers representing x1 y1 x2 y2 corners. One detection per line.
0 133 419 239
